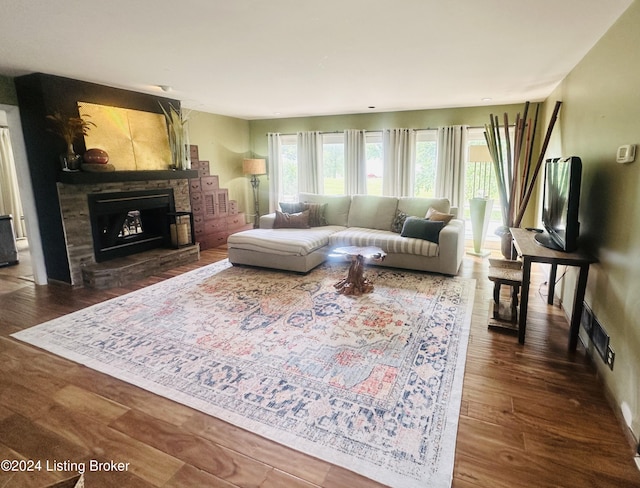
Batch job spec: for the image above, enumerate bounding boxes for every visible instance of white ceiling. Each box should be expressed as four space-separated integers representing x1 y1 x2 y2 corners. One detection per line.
0 0 633 120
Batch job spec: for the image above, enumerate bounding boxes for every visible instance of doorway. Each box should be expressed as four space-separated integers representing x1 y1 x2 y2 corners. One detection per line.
0 112 29 282
0 105 46 285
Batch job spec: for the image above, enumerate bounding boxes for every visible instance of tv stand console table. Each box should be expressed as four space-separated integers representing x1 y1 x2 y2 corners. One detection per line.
510 227 597 351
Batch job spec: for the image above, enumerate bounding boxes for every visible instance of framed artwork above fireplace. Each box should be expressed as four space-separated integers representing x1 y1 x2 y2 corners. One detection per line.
78 101 172 171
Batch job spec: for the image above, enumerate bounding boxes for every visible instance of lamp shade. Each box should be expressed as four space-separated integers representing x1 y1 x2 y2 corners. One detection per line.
243 158 267 175
468 145 492 162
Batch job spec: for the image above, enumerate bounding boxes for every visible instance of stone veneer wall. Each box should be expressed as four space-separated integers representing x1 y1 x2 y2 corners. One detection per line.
57 179 191 286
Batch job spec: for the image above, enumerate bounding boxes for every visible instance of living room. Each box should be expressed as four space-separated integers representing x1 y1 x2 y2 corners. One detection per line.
1 1 640 487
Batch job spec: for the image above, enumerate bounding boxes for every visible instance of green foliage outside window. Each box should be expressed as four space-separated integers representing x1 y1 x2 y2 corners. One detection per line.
415 140 436 197
281 143 297 202
323 143 344 194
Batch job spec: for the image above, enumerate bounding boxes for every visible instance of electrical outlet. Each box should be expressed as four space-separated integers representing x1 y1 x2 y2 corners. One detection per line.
606 346 615 370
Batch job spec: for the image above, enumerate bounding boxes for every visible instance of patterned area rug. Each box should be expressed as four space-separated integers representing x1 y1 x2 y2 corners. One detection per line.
13 260 474 488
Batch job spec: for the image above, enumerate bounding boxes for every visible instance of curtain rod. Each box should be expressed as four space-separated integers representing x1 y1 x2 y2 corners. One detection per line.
266 125 489 136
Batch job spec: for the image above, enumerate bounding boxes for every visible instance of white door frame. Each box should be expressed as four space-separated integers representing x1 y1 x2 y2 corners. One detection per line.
1 104 48 285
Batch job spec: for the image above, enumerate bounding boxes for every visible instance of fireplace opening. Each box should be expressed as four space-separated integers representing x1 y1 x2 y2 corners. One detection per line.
88 189 176 262
119 211 143 237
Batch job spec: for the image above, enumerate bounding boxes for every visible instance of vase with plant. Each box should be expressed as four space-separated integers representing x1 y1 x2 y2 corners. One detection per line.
160 103 190 170
46 111 96 171
484 100 562 259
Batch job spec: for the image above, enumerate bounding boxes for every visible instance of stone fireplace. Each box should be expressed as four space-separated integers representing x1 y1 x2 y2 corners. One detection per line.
57 174 193 286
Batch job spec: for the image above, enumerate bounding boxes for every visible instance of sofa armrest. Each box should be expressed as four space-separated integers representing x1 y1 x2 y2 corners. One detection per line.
437 218 465 274
259 213 276 229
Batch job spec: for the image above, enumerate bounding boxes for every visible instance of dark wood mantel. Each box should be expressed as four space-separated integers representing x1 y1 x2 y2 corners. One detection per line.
57 169 199 184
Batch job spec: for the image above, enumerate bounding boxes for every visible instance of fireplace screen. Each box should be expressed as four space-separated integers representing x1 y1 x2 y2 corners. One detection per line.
88 189 176 262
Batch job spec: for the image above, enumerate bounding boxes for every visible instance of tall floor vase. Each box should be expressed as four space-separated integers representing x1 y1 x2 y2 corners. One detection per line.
468 198 493 257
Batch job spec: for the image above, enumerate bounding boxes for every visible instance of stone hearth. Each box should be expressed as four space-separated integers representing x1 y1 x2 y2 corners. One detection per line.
81 245 199 289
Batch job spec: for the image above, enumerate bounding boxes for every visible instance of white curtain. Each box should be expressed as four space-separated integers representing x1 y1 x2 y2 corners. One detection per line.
344 129 367 195
382 128 415 196
436 125 469 208
0 127 26 238
297 131 323 194
267 133 282 213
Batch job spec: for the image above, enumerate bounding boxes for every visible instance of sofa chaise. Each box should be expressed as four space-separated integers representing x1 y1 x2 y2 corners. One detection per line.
227 193 465 275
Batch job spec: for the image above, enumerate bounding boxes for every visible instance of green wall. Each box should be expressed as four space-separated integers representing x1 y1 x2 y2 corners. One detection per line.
187 110 252 217
550 0 640 442
0 76 17 105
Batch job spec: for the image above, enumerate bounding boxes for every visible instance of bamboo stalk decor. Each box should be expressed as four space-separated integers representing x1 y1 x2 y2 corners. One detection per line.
159 102 191 170
484 100 562 233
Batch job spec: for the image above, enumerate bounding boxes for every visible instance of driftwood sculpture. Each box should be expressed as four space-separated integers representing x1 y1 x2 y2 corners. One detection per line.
334 254 375 295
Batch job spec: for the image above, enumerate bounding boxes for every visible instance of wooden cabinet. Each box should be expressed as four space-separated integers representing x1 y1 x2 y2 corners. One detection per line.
202 189 228 220
188 145 252 250
200 175 219 191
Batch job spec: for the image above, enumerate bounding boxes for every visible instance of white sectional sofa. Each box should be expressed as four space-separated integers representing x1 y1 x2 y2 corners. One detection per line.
227 193 465 275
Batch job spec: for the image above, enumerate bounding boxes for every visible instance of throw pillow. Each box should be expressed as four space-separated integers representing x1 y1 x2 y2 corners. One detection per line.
304 202 328 227
279 202 306 214
390 210 409 233
273 210 310 229
279 202 327 226
425 207 454 225
400 217 445 243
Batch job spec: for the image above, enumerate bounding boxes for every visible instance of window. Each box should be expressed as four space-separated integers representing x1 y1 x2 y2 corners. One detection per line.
322 133 345 195
280 134 298 203
414 129 437 197
466 140 494 201
275 129 441 200
365 132 383 195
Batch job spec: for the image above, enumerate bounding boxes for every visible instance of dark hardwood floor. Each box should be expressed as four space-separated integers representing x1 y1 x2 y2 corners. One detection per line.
1 241 639 487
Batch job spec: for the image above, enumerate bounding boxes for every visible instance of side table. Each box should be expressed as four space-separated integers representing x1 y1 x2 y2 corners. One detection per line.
510 227 597 351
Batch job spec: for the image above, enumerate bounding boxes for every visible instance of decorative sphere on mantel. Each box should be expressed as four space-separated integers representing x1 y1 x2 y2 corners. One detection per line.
83 148 109 164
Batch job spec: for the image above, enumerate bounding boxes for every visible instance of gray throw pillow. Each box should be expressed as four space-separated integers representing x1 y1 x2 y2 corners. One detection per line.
280 202 306 214
400 217 444 243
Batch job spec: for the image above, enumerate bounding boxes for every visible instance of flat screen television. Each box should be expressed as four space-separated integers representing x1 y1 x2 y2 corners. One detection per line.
535 156 582 252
